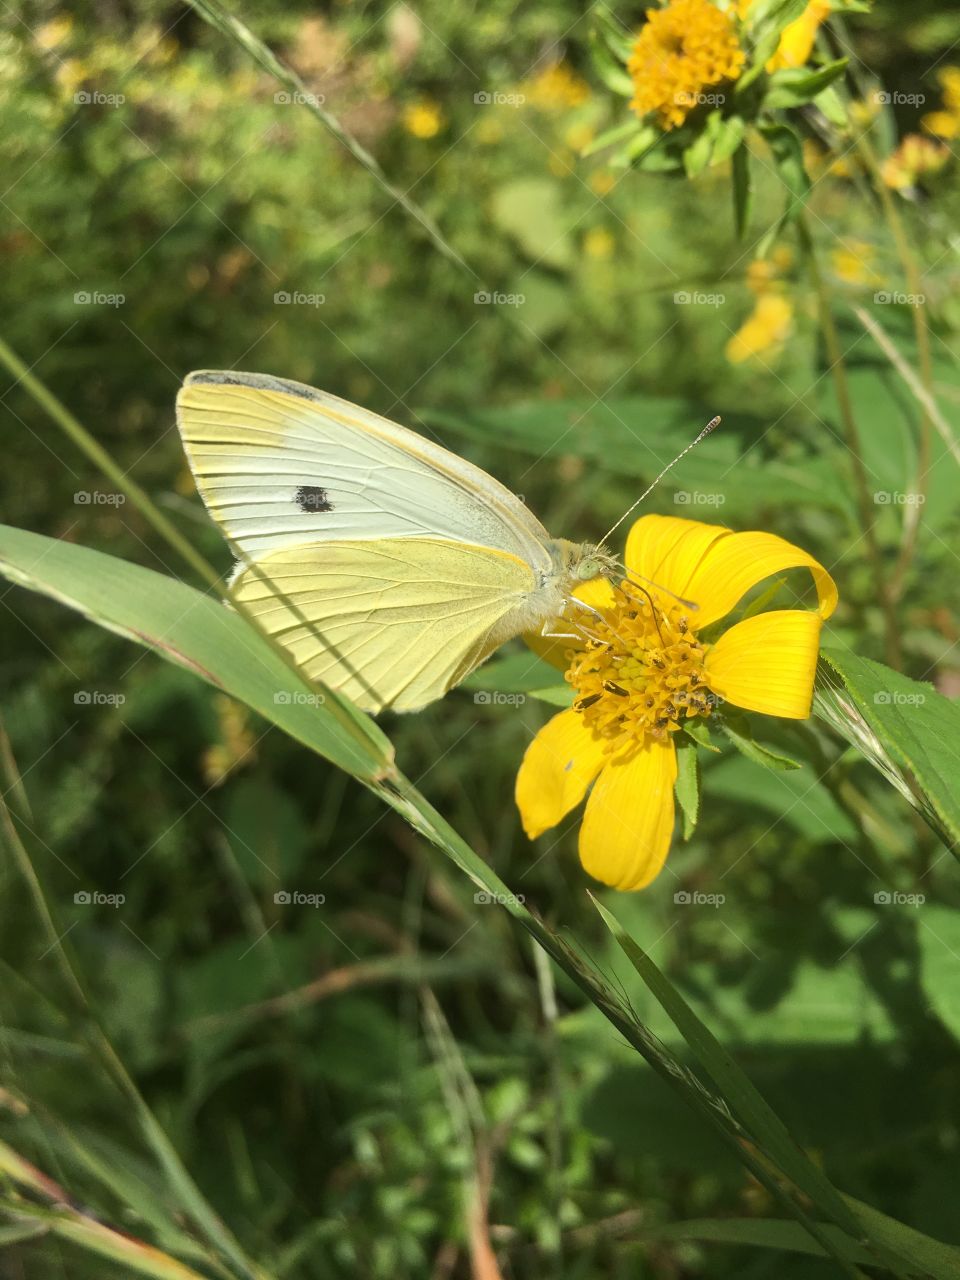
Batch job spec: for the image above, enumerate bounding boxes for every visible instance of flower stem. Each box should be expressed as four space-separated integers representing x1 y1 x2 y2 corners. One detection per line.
796 214 901 668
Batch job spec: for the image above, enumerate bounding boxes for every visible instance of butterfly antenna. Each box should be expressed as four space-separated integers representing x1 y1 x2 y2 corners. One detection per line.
597 414 721 548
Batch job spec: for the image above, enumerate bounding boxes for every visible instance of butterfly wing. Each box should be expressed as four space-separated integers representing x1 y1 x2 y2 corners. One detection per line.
175 371 554 712
176 371 553 570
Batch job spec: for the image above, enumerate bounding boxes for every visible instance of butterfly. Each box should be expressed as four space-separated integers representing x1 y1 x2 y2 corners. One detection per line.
175 370 620 713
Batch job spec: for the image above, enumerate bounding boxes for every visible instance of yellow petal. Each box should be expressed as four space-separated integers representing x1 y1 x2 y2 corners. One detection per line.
579 740 677 891
524 575 618 670
625 515 837 629
515 709 607 839
704 609 823 719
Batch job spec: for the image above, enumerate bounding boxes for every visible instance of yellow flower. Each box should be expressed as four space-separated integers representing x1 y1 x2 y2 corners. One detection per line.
522 61 591 111
725 293 794 363
830 240 879 285
590 171 617 196
767 0 831 71
403 99 444 139
881 133 950 190
628 0 746 132
35 13 73 50
515 515 837 890
922 69 960 139
584 227 616 258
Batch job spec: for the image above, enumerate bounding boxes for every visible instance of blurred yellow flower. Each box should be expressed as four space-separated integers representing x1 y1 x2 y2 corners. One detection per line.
590 171 617 196
475 117 505 145
922 67 960 139
565 122 596 153
515 515 837 890
403 99 444 138
629 0 745 131
522 61 591 110
881 133 949 190
830 241 880 285
584 227 615 258
746 245 793 294
726 293 794 363
35 14 73 50
767 0 831 71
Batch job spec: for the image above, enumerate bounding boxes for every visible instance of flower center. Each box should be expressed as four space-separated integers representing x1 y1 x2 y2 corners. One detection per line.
565 583 714 756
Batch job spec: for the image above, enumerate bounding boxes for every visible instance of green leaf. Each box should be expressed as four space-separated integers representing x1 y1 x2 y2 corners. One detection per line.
763 58 849 108
745 0 810 44
683 719 721 752
463 650 560 694
757 121 810 226
0 524 392 782
581 119 643 157
589 900 927 1277
490 178 574 270
722 719 802 771
705 753 857 843
917 904 960 1043
675 737 700 838
587 30 634 97
529 685 575 707
818 649 960 851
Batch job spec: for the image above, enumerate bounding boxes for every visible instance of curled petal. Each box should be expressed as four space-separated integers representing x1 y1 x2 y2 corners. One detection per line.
625 514 837 629
579 740 677 891
704 609 823 719
515 709 606 839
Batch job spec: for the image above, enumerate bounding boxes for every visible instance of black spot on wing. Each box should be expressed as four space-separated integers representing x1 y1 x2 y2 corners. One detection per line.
296 485 333 513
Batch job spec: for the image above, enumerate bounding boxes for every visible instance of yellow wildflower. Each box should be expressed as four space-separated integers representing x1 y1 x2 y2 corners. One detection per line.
584 228 616 259
726 293 794 363
922 68 960 140
523 61 591 111
403 99 444 139
881 133 950 190
830 240 880 285
746 245 793 294
565 122 596 153
515 515 837 890
767 0 831 71
628 0 746 132
590 171 617 196
35 13 73 50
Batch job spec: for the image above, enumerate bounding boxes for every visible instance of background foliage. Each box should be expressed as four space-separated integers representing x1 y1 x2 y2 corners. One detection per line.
2 0 960 1276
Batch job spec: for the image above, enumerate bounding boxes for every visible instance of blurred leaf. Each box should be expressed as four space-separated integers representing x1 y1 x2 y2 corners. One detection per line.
704 753 857 843
915 904 960 1042
732 143 753 238
722 719 803 771
490 179 574 270
675 737 700 838
764 59 849 109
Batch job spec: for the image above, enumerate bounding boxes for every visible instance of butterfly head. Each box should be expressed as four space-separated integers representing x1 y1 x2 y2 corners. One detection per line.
547 539 618 585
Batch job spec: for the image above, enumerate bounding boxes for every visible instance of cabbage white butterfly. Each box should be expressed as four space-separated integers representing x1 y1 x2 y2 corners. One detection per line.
176 370 624 713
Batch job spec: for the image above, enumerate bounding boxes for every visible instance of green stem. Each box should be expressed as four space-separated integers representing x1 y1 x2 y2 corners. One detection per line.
0 336 222 591
796 216 901 668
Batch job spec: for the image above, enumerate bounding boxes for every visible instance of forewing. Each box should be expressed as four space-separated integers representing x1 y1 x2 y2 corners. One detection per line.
175 370 552 571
